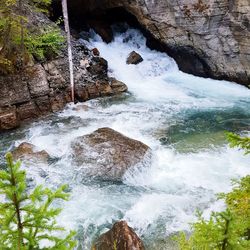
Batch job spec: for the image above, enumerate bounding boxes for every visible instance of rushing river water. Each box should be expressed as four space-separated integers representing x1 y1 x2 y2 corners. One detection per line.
0 28 250 249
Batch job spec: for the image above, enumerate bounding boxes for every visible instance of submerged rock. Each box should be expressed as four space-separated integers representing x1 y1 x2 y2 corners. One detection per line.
71 127 151 180
126 51 143 65
12 142 49 163
93 221 145 250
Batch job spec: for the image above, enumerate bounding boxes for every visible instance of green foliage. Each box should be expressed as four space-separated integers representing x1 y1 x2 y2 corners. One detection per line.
0 0 28 73
26 27 64 60
175 207 250 250
0 153 76 249
175 133 250 250
32 0 52 13
0 0 64 74
219 176 250 242
226 132 250 155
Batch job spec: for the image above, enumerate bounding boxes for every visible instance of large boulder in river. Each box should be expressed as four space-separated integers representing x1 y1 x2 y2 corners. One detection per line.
93 221 145 250
126 51 143 65
71 128 152 180
12 142 49 163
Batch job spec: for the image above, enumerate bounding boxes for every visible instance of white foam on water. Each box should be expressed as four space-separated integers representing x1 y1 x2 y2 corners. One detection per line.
90 29 250 107
1 28 249 249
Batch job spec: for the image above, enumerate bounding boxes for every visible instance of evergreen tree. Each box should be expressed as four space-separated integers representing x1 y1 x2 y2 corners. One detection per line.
0 152 76 250
175 133 250 250
226 132 250 155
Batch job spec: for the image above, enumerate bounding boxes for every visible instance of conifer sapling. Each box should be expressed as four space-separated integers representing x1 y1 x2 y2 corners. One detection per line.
0 152 76 249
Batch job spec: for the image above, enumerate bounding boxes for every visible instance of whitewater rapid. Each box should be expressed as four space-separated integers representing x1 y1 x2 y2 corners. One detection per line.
0 28 249 249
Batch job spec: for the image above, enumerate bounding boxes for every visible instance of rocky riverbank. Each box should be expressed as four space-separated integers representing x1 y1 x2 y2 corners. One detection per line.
1 0 249 131
0 28 127 132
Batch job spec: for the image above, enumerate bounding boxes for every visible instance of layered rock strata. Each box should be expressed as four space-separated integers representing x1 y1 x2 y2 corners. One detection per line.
0 41 127 131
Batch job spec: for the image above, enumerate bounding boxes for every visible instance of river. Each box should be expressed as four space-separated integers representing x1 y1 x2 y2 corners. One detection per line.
0 28 249 249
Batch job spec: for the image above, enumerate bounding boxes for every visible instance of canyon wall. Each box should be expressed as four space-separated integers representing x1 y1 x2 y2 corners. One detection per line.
0 41 127 131
67 0 250 85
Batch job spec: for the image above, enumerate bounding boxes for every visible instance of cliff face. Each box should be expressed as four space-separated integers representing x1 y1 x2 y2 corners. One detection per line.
68 0 250 85
0 42 127 131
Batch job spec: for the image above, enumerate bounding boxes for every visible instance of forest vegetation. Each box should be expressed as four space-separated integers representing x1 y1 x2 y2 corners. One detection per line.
0 0 64 75
176 133 250 250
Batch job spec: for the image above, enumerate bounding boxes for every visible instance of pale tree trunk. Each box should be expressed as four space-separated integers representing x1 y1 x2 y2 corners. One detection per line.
61 0 74 102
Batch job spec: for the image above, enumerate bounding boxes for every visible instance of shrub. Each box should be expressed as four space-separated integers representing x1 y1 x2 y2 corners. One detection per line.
26 27 65 60
175 133 250 250
0 0 65 74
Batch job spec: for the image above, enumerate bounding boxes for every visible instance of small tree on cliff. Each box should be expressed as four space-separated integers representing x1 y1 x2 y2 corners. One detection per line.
0 0 64 74
0 153 76 249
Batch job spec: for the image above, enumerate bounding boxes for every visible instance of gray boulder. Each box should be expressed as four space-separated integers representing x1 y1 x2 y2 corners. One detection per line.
71 127 151 180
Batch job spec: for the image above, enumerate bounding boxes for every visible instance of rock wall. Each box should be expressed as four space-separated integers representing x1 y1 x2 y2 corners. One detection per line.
66 0 250 86
0 41 127 131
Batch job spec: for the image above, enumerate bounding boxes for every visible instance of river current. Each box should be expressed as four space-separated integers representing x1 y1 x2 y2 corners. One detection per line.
0 28 250 249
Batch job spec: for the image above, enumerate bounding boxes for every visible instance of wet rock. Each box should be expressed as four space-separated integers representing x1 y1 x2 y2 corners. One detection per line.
17 101 39 120
0 5 112 132
96 80 113 96
109 78 128 93
94 221 145 250
87 57 108 78
50 93 68 112
27 64 50 97
87 82 100 99
34 96 51 115
126 51 143 65
0 75 30 106
89 20 113 43
75 84 89 102
79 30 90 41
12 142 49 163
92 48 100 56
0 106 19 130
71 127 152 180
44 61 67 89
73 104 89 112
67 0 250 85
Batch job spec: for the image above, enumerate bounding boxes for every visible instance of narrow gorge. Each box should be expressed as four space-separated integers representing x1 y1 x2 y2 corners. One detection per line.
0 1 249 250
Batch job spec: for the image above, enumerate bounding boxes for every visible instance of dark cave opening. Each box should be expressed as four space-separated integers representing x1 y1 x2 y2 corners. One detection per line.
51 1 212 79
51 2 143 41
